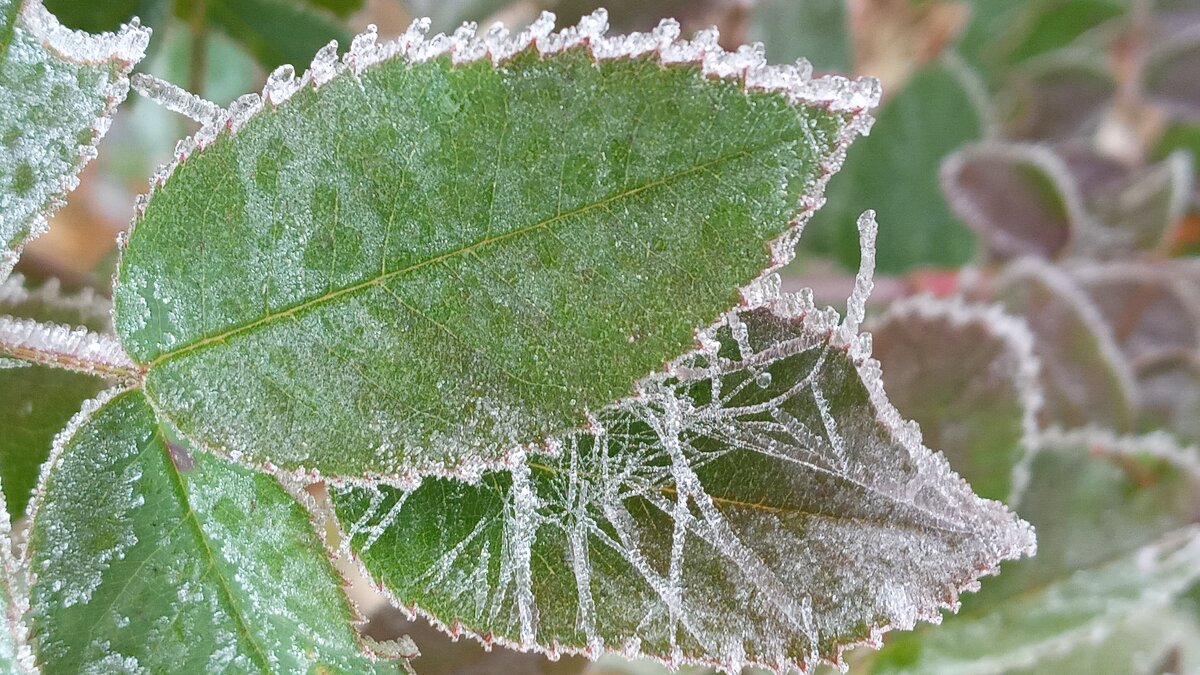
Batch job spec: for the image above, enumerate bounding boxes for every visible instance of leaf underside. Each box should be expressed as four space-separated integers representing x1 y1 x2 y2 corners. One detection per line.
26 390 405 673
331 299 1034 674
0 0 145 278
115 46 855 479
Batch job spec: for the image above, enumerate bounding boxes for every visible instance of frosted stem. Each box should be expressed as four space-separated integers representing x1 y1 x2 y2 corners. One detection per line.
844 210 878 335
0 316 139 380
131 73 224 127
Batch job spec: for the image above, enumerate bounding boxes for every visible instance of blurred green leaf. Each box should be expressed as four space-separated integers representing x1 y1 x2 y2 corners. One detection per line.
802 64 982 273
203 0 350 72
42 0 168 33
748 0 851 72
1004 0 1127 65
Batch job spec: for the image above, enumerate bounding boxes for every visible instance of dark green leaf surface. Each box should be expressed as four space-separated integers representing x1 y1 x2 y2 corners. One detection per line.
41 0 167 34
114 35 866 478
801 65 981 273
332 297 1034 673
26 389 406 673
0 277 109 518
868 297 1039 502
0 0 148 278
873 430 1200 674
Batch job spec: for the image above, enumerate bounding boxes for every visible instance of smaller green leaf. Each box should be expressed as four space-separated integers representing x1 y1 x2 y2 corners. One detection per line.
941 143 1079 261
1082 151 1193 254
748 0 851 73
332 282 1034 674
27 389 406 673
868 295 1041 502
992 257 1137 431
1003 0 1126 66
205 0 350 72
0 0 149 279
1070 261 1200 363
802 64 982 273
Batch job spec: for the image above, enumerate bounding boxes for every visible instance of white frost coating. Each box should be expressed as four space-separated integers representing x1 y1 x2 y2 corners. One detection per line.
334 272 1036 674
0 274 112 331
0 315 134 376
841 210 877 336
993 257 1140 412
0 0 150 281
128 8 879 275
0 490 35 673
131 73 224 127
870 295 1046 506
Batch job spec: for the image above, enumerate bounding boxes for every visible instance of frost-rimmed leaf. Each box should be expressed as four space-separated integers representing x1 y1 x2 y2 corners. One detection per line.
113 11 880 480
875 427 1200 674
989 257 1137 431
329 255 1035 674
25 388 409 673
1006 55 1115 141
1069 261 1200 362
0 484 33 672
0 0 149 279
1137 349 1200 444
867 295 1042 503
0 274 110 517
941 143 1083 261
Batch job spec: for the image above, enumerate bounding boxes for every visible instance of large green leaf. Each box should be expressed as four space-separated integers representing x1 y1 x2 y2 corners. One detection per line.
873 429 1200 674
114 14 877 479
0 0 148 279
801 64 982 273
25 388 407 673
0 276 109 518
331 287 1034 673
868 296 1040 502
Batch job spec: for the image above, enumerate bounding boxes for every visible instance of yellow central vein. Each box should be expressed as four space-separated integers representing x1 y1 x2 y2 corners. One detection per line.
148 151 746 368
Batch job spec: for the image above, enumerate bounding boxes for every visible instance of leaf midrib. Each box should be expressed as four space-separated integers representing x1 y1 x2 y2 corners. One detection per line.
142 147 756 367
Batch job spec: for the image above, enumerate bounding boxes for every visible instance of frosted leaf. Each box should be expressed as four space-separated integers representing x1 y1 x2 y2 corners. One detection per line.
1069 261 1200 362
113 12 878 480
0 314 134 378
330 287 1034 674
0 274 108 518
875 428 1200 673
1080 150 1194 256
25 389 409 672
989 257 1137 432
0 483 34 673
1136 350 1200 445
868 295 1042 503
130 73 224 128
1007 57 1115 141
941 143 1083 261
0 0 149 280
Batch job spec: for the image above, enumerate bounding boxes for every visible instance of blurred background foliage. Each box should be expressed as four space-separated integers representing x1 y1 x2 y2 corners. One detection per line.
21 0 1200 673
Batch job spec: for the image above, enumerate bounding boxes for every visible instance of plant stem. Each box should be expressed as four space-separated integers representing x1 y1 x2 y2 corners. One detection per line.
0 316 141 381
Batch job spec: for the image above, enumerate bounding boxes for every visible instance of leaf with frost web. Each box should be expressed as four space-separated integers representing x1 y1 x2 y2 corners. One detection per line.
874 429 1200 674
114 11 879 480
0 0 148 280
867 295 1041 503
25 389 410 673
329 275 1034 674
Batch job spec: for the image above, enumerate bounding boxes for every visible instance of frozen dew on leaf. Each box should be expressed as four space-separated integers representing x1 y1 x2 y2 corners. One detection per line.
116 10 880 481
0 0 149 280
329 220 1034 674
25 389 409 673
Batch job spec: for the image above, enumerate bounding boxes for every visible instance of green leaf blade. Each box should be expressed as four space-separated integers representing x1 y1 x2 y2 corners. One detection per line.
0 0 148 278
26 389 406 673
331 291 1035 673
115 20 876 479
